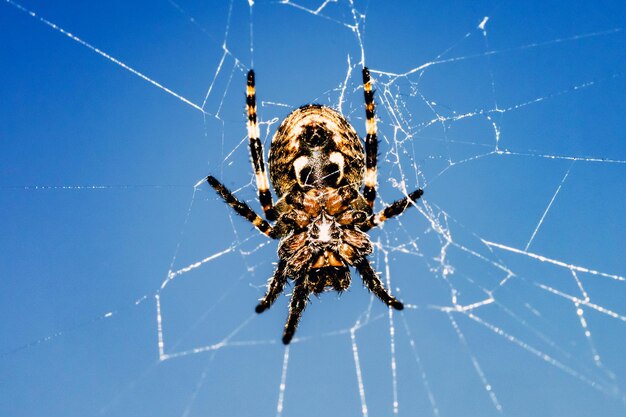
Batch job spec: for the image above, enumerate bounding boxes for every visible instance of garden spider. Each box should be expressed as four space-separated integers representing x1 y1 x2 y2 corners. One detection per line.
206 68 423 344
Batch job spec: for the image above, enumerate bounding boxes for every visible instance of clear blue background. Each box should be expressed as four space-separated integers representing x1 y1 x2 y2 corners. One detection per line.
1 1 626 416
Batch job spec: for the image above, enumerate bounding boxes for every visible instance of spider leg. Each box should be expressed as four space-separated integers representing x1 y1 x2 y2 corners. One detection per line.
361 188 424 232
255 260 288 313
206 175 277 238
282 277 310 345
354 258 404 310
247 70 277 221
362 67 378 212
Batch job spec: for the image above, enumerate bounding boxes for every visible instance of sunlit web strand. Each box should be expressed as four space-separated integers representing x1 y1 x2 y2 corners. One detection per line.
381 248 400 415
201 0 238 110
495 149 626 165
537 284 626 324
4 0 208 115
280 0 354 29
524 162 574 251
180 352 217 417
0 185 186 191
1 292 150 358
161 246 235 289
573 301 612 377
406 72 625 135
483 240 626 282
167 0 243 67
463 311 618 395
350 328 369 417
337 54 354 114
276 345 290 417
399 314 441 416
159 314 258 361
371 27 624 79
448 313 503 413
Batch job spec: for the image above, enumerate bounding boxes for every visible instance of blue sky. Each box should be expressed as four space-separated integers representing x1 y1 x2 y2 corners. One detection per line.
1 1 626 416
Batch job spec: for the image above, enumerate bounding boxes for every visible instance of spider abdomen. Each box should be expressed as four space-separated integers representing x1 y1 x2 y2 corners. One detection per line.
269 104 365 197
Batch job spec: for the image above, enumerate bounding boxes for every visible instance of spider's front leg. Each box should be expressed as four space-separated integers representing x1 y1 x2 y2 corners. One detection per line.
354 258 404 310
360 67 424 227
246 70 277 221
362 67 378 212
206 175 277 238
361 188 424 232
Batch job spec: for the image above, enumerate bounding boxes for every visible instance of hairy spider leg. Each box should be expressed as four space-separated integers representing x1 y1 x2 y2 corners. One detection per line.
255 260 288 313
206 175 277 238
354 258 404 310
361 188 424 232
246 70 277 221
282 276 310 345
362 67 378 212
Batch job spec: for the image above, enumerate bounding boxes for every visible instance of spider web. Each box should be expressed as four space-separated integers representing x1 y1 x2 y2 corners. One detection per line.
2 0 626 416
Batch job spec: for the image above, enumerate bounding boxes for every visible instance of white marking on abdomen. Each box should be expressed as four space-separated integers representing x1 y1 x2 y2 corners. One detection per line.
293 156 309 186
329 152 345 182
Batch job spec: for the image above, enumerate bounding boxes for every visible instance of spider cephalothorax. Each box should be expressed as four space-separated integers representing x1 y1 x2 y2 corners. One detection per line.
206 68 423 344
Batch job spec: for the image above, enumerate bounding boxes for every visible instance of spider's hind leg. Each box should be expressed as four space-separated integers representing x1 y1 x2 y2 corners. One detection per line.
355 258 403 310
255 260 288 313
282 277 310 345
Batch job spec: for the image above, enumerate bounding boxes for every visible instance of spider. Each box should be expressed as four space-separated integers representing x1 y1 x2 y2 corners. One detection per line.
206 68 423 344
